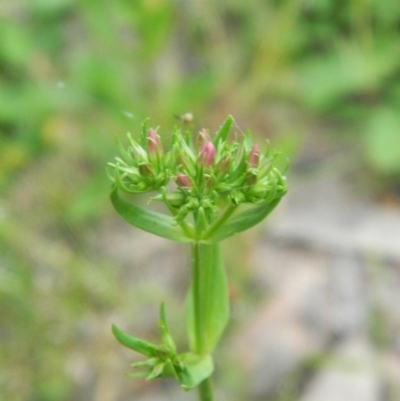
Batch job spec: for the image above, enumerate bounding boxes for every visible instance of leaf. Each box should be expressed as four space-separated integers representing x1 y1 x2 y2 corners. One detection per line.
126 369 153 378
110 187 192 242
161 359 180 381
214 115 233 145
206 198 282 242
112 324 158 357
185 243 229 353
159 302 176 354
364 107 400 173
177 353 214 390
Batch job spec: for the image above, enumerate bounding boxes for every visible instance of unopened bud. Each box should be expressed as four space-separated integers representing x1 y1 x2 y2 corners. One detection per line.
147 129 163 158
197 128 210 150
176 173 191 187
248 144 260 168
198 141 215 168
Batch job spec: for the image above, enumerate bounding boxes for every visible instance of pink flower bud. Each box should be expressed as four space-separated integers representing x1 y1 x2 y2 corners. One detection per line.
147 129 163 157
176 173 191 187
197 128 210 150
198 141 215 168
248 144 260 168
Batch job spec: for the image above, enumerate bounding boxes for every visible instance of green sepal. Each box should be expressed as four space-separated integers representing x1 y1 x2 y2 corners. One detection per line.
112 324 158 357
226 151 247 183
177 353 214 391
214 115 233 145
185 243 229 353
204 198 282 242
113 166 138 194
242 129 253 152
110 187 192 242
140 117 150 149
146 362 166 380
115 135 134 164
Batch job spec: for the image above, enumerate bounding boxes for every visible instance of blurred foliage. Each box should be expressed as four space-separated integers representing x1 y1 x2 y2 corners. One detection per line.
1 1 400 400
2 0 400 186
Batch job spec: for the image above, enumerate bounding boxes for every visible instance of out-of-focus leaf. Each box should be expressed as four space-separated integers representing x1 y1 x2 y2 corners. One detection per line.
364 108 400 173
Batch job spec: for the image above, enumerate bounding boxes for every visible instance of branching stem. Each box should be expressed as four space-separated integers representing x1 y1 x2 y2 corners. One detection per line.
202 204 237 240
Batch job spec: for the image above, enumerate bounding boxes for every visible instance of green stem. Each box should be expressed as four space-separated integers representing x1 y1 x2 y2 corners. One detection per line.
202 204 237 240
192 241 205 354
198 377 214 401
191 239 229 401
190 240 229 351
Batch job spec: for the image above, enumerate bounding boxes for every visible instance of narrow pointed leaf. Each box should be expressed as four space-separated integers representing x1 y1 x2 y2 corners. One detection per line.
159 302 176 354
146 362 165 380
115 135 134 164
110 187 192 242
205 198 282 242
214 115 233 145
132 358 158 368
140 118 150 149
126 369 153 378
112 323 158 357
114 167 137 194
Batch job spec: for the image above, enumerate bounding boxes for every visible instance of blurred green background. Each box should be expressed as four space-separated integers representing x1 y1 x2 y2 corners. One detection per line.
1 1 400 400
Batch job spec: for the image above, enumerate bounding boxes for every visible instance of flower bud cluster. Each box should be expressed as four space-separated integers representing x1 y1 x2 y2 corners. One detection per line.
108 123 169 194
108 116 288 222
